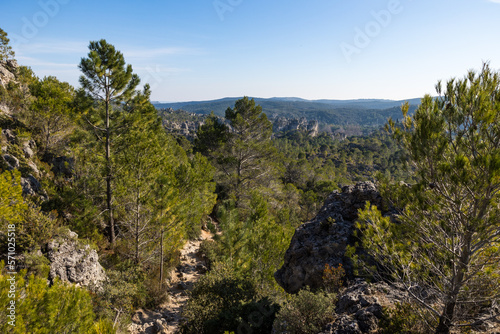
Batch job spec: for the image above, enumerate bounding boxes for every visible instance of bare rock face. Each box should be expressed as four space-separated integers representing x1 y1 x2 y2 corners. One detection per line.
274 181 386 294
21 174 41 195
320 280 408 334
47 233 107 290
273 116 319 137
0 60 16 88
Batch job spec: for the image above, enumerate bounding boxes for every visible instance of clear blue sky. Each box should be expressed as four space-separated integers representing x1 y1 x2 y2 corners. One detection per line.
1 0 500 102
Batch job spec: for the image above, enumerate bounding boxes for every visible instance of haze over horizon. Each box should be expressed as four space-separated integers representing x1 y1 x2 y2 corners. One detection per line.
1 0 500 102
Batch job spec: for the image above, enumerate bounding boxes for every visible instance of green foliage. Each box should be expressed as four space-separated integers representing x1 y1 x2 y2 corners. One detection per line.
0 28 15 61
92 267 148 330
24 76 76 156
0 170 57 253
0 170 26 227
358 64 500 333
214 195 293 292
6 144 33 177
273 287 336 334
79 39 140 103
180 262 278 334
194 111 229 156
379 302 435 334
78 39 141 245
22 251 51 278
0 266 109 333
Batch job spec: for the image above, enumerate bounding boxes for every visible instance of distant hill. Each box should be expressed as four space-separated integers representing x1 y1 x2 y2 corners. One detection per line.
153 97 421 127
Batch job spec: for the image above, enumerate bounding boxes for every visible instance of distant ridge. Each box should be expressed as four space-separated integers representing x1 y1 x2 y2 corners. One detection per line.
154 97 421 127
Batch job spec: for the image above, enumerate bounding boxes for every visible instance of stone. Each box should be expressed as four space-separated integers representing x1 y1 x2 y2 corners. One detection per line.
0 61 15 88
22 141 35 158
319 280 408 334
2 129 17 144
47 236 107 290
275 181 388 293
21 175 41 196
3 154 19 169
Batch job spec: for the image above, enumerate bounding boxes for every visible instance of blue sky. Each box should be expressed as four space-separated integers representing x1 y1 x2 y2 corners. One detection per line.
1 0 500 102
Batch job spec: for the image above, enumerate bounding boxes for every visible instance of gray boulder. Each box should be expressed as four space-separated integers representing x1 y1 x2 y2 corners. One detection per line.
2 129 17 144
47 235 107 290
21 175 41 196
3 153 19 169
0 61 15 88
320 280 408 334
275 181 387 294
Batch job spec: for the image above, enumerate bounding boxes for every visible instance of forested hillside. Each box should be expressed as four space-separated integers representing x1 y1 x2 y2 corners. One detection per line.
1 26 499 334
154 97 420 127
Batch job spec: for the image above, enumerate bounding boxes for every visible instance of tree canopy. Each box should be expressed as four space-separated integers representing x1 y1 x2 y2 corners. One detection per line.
356 63 500 333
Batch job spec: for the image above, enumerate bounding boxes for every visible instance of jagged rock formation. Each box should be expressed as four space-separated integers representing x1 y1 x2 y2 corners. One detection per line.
0 59 17 89
275 181 386 294
273 116 319 137
319 280 408 334
163 119 204 140
46 231 107 290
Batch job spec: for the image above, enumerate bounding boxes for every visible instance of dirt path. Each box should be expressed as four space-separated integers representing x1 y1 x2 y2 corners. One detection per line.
128 230 212 334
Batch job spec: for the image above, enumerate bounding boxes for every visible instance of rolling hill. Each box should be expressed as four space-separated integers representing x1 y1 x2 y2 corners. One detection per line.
153 97 421 127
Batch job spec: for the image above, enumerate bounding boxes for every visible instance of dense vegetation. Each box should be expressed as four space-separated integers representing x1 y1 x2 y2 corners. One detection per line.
0 32 216 332
1 25 498 334
154 97 420 127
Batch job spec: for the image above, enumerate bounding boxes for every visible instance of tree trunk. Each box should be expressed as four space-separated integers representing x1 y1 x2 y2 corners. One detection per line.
435 301 455 334
160 229 164 289
435 231 472 334
105 96 115 245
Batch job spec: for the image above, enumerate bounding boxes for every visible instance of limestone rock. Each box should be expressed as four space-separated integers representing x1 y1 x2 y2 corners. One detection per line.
2 129 17 144
22 140 36 158
21 175 41 196
273 116 319 137
320 280 408 334
47 236 107 290
275 181 387 294
3 153 19 169
0 61 15 88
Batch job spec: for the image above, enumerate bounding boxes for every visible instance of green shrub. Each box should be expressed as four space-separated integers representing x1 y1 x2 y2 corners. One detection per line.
180 262 278 334
378 302 435 334
273 287 336 334
0 264 112 333
22 251 50 278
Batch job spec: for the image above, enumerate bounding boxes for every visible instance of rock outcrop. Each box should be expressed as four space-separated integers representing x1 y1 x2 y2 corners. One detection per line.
46 232 107 290
0 59 17 88
320 280 408 334
163 119 204 140
273 116 319 137
275 181 386 294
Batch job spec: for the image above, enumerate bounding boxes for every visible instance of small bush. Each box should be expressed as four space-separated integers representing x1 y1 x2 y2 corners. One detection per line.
180 262 278 334
273 287 336 334
378 302 435 334
22 250 50 278
322 263 345 293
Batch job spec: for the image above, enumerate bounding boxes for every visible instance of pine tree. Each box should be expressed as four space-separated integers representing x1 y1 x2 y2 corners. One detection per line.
78 39 140 245
26 76 75 156
356 63 500 334
221 97 279 209
0 28 15 62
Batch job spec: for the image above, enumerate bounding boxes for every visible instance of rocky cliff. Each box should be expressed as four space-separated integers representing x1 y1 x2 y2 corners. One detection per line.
273 116 319 137
275 181 386 294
